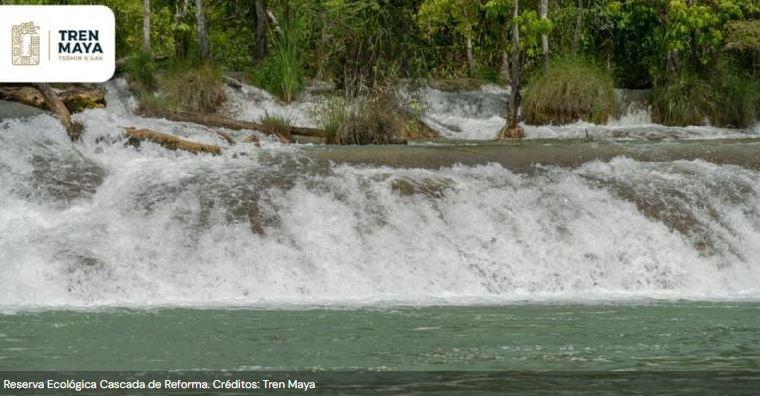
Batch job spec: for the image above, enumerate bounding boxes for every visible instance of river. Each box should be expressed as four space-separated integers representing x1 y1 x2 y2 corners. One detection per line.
0 82 759 393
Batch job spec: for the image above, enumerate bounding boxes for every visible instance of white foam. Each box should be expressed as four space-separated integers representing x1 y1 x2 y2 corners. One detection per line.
1 83 759 311
220 83 321 128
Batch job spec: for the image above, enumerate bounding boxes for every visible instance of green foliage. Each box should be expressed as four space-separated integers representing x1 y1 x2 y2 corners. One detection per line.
651 62 760 128
515 10 553 59
249 6 304 103
319 0 433 92
522 57 617 125
724 20 760 50
651 73 716 127
124 52 157 93
418 0 479 38
207 2 254 70
666 0 723 65
161 59 226 113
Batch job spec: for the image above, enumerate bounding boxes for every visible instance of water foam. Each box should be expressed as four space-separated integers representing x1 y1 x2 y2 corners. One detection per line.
1 84 759 311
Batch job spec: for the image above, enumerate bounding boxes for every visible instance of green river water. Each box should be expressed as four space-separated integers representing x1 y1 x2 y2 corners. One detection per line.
2 303 760 394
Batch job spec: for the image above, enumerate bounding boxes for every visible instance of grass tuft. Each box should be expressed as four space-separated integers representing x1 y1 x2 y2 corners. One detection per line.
161 59 226 113
257 111 293 128
522 57 617 125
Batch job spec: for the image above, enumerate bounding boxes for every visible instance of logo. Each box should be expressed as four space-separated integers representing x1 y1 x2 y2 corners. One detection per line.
1 6 115 82
11 21 39 66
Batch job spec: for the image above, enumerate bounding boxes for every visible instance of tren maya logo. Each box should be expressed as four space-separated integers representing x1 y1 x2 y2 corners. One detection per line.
1 5 115 82
11 21 40 66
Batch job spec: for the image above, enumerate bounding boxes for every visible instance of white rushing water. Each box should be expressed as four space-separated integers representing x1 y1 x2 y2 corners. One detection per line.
417 85 760 140
1 83 760 311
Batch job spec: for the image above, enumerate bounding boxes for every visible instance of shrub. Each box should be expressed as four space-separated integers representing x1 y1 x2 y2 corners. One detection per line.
315 93 400 145
522 57 618 125
651 73 717 127
652 62 759 128
161 59 226 113
124 52 157 94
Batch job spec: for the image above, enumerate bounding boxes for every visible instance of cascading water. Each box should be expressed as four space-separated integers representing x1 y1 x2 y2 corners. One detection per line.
416 85 760 140
1 82 759 312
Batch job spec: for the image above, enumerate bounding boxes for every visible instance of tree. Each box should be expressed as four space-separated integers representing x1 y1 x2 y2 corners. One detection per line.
253 0 268 62
196 0 209 59
572 0 584 56
142 0 151 56
540 0 549 72
173 0 191 58
418 0 480 77
498 0 524 139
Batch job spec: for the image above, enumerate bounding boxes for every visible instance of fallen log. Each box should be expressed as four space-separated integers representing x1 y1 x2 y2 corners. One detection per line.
223 76 244 90
0 85 106 114
214 129 236 145
138 109 327 142
123 127 222 155
33 83 83 141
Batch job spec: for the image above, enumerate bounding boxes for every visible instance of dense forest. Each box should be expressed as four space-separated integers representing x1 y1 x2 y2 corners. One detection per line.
5 0 760 139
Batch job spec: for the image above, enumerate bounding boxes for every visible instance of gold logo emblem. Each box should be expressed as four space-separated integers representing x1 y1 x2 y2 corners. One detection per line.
12 21 40 66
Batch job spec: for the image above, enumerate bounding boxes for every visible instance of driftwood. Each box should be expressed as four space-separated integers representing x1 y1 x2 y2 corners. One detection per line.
32 83 83 141
213 129 236 145
0 85 105 114
138 109 327 142
123 127 222 155
223 76 244 90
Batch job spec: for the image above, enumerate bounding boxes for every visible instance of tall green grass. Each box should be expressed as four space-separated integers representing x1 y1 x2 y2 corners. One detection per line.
249 13 304 103
522 57 617 125
652 62 760 128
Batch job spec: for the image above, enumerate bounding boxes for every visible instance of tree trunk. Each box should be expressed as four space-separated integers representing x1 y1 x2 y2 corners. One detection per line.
0 85 106 114
135 108 334 142
32 83 82 141
498 0 524 139
142 0 151 56
572 0 584 56
501 50 510 83
315 1 329 80
465 35 475 77
540 0 549 73
253 0 268 62
124 127 222 155
195 0 209 59
174 0 190 58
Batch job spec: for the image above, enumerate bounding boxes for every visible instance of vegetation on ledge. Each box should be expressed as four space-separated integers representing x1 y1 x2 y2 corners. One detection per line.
651 62 760 128
522 57 617 125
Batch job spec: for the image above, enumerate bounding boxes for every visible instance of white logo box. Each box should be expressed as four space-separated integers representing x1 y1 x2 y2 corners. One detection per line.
0 5 115 82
